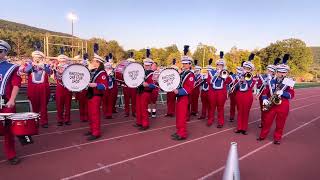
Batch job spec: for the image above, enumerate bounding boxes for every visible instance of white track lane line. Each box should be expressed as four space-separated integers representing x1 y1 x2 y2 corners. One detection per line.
59 103 318 180
198 115 320 180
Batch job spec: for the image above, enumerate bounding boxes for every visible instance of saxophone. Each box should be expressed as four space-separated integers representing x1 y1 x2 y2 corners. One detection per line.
262 80 287 111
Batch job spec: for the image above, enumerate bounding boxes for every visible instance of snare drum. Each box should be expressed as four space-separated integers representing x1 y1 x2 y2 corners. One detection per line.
62 64 91 92
8 112 39 136
158 68 181 92
0 116 5 136
115 60 145 88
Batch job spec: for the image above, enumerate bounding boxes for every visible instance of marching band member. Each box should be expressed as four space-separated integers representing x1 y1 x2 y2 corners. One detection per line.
228 66 243 122
0 40 21 164
190 60 201 116
198 58 213 119
134 49 156 130
20 42 52 128
75 53 89 122
123 52 136 117
207 51 232 128
233 53 256 135
103 53 115 119
149 62 160 118
109 56 119 113
258 54 295 145
256 58 280 128
84 43 108 140
54 47 72 126
171 45 195 140
166 59 178 117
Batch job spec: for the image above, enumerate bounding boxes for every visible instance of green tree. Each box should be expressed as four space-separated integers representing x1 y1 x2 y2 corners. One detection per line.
192 43 217 67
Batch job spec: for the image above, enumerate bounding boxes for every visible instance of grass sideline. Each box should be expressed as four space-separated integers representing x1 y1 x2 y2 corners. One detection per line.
295 82 320 89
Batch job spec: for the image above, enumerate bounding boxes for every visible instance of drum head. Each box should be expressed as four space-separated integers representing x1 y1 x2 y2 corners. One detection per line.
158 68 181 92
62 64 91 92
8 112 40 120
123 63 145 88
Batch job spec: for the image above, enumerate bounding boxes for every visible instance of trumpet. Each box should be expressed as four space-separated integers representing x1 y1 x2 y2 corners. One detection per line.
243 72 253 81
220 69 229 79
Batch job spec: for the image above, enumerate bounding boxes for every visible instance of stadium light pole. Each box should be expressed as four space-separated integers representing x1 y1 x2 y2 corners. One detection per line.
67 12 78 57
198 43 206 68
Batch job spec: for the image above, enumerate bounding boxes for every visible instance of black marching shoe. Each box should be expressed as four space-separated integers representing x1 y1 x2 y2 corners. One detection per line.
65 121 72 126
8 157 21 165
87 135 101 141
84 131 92 136
172 135 186 141
171 133 178 138
273 140 281 145
256 137 265 141
229 118 234 122
41 124 49 128
57 122 63 126
217 124 223 128
139 126 149 131
133 123 142 128
234 129 242 133
242 131 248 135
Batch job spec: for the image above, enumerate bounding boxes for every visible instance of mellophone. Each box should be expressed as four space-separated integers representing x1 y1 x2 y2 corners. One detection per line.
0 112 40 145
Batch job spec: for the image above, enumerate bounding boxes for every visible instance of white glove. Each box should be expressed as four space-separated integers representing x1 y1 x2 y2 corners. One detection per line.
276 90 283 96
262 99 270 106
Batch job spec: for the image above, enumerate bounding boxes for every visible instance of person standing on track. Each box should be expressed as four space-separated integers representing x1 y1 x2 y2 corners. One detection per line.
206 51 232 128
198 58 213 120
190 60 201 116
149 62 159 118
102 53 115 119
257 54 295 145
228 66 244 122
166 59 179 117
0 40 22 165
171 45 195 140
84 43 108 141
20 42 52 128
233 53 256 135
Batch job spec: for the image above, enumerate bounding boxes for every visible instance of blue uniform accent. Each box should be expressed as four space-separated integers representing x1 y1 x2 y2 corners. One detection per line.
0 61 18 95
178 88 188 96
44 64 51 74
148 84 156 89
97 83 106 90
209 70 224 89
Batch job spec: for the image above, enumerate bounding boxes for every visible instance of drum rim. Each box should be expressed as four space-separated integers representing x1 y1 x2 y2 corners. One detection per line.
62 63 91 92
158 68 181 92
8 112 40 120
123 62 145 88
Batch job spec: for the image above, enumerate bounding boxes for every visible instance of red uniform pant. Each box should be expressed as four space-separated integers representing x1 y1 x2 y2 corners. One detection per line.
151 88 159 104
208 90 227 126
136 92 151 127
191 87 200 114
1 107 16 160
259 103 290 141
200 91 209 118
76 90 88 121
111 84 118 112
235 91 253 131
102 90 113 117
166 92 176 115
176 96 189 138
27 83 50 125
88 96 102 136
56 84 72 123
123 87 136 115
229 92 237 119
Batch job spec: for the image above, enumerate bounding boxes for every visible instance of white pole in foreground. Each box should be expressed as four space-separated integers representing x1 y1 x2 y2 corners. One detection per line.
222 142 240 180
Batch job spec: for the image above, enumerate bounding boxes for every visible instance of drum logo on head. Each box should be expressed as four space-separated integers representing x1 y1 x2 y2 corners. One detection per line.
128 70 139 80
162 73 175 86
69 71 84 84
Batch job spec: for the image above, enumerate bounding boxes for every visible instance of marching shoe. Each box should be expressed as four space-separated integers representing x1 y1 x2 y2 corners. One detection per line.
217 124 223 128
171 133 178 138
65 121 72 126
229 118 234 122
84 131 92 136
273 140 281 145
87 135 101 141
42 124 49 128
256 137 265 141
242 131 248 135
234 129 242 133
139 126 149 131
8 157 21 165
133 123 142 128
57 122 63 126
191 112 197 116
172 135 186 141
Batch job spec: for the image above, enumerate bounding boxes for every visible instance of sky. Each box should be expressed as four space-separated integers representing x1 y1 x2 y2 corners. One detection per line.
1 0 319 52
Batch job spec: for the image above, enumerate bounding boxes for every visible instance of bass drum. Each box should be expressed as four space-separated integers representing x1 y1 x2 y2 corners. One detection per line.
62 64 91 92
158 68 181 92
115 61 145 88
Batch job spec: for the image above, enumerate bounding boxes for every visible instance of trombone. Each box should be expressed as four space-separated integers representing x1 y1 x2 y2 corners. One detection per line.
228 72 253 94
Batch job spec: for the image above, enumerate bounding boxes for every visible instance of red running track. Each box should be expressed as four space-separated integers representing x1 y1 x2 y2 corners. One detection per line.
0 87 319 180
